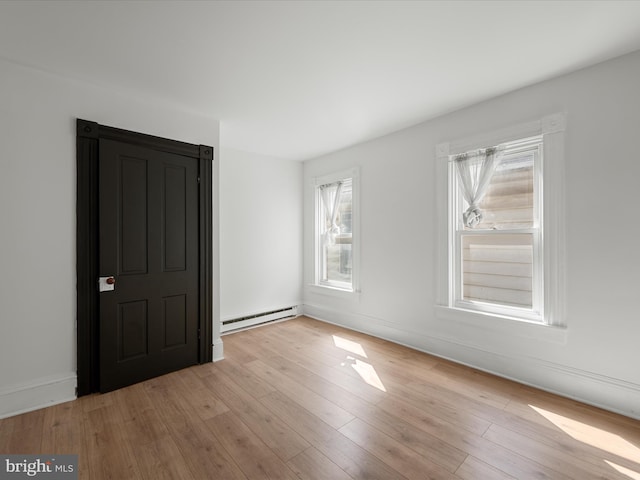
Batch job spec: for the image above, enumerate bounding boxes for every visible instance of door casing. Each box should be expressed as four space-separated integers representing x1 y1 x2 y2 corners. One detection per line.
76 119 213 396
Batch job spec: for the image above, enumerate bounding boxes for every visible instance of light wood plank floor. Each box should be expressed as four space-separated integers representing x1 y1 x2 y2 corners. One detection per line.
2 316 639 479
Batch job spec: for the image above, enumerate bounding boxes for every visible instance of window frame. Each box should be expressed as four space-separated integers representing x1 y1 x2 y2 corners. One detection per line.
436 113 566 328
451 136 544 322
313 168 360 294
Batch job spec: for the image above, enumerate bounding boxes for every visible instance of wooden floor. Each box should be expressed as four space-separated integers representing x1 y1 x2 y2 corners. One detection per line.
2 317 640 479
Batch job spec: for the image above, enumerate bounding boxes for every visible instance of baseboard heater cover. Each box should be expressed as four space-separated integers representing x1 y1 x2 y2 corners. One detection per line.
222 306 298 333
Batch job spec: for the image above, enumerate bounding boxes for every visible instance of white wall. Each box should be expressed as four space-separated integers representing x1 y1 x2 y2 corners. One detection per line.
303 50 640 419
0 59 220 418
220 148 302 321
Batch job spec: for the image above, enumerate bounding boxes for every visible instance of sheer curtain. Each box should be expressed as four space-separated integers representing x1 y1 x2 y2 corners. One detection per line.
454 146 503 228
319 181 343 245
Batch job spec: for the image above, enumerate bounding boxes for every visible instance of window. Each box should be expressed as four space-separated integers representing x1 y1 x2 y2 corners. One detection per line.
314 170 358 291
436 113 566 327
451 137 542 321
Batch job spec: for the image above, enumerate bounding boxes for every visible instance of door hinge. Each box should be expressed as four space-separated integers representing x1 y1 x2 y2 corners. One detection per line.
197 328 201 339
197 176 201 184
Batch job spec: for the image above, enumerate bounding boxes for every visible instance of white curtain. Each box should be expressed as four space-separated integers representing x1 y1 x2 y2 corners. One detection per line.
455 146 503 228
319 181 343 245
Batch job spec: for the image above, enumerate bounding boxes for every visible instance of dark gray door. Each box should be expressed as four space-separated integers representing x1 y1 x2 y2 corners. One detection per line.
98 139 199 392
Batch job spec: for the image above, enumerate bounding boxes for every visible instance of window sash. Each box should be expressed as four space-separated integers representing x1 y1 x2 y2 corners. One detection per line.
453 229 543 322
316 177 354 290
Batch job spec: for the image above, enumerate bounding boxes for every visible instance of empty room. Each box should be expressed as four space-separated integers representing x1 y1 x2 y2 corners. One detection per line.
1 1 640 479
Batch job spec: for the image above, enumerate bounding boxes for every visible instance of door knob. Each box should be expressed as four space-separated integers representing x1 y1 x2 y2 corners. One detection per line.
98 276 116 292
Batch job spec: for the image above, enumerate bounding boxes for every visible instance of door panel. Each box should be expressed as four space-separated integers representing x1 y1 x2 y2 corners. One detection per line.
99 139 199 392
163 294 187 350
120 156 148 275
118 300 148 361
164 164 187 272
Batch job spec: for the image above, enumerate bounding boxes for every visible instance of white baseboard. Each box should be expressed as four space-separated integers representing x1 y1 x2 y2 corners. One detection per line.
212 337 224 362
221 303 302 324
221 305 299 333
0 374 77 420
302 303 640 420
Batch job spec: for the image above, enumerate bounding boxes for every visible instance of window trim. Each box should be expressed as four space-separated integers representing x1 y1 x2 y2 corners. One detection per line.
436 113 566 327
312 167 360 294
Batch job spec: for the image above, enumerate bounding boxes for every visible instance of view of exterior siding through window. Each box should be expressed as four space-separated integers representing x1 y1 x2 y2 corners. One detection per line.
322 179 352 286
461 153 535 308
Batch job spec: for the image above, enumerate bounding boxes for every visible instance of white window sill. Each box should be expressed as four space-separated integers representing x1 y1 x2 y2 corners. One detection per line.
308 284 359 300
435 305 567 345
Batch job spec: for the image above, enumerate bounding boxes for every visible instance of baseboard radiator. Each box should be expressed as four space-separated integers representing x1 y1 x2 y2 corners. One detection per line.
221 306 299 333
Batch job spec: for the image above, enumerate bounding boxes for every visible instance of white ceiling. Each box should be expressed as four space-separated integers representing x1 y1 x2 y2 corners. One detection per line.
1 1 640 160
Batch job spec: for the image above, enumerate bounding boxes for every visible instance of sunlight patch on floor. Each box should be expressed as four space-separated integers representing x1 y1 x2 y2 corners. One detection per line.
604 461 640 480
333 335 367 358
529 405 640 463
332 335 386 391
350 357 387 392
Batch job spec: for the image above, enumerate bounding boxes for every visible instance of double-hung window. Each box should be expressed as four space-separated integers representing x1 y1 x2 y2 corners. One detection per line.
452 137 543 321
437 113 566 326
314 170 358 291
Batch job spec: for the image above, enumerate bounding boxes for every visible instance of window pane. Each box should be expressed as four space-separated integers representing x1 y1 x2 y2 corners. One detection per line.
461 234 533 308
323 242 352 284
319 178 353 287
338 180 352 234
468 153 534 230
